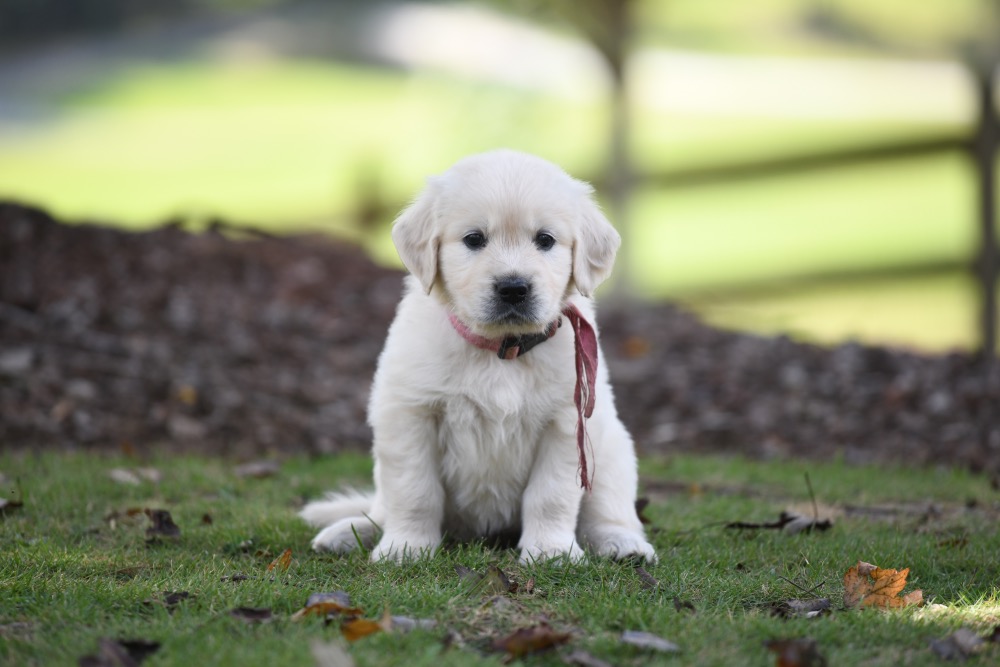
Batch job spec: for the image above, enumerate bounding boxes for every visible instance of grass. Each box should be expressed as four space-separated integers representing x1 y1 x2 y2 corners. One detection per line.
2 450 998 666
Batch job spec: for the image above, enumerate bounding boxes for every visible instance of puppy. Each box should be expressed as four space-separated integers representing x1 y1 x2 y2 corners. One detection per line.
301 150 655 564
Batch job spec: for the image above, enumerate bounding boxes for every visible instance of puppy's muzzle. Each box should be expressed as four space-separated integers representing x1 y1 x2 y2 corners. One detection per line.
490 275 536 324
495 276 531 305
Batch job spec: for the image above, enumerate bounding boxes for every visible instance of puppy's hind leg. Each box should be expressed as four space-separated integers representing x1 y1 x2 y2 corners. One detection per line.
301 490 381 554
311 516 380 554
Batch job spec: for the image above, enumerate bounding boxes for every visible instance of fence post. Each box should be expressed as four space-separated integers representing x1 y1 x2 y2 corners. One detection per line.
974 68 999 365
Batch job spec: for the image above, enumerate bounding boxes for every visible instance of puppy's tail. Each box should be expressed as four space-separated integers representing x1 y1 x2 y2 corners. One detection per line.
299 490 375 528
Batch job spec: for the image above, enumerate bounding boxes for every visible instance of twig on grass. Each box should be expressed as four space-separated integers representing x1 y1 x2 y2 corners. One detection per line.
776 575 826 597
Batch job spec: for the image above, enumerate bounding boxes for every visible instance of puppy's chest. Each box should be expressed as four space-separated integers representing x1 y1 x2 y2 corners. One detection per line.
435 371 561 532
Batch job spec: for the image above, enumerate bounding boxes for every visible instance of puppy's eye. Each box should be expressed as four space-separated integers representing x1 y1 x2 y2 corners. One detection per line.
463 232 487 250
534 232 556 251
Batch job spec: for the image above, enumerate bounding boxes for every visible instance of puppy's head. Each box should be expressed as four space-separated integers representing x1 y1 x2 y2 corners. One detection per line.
391 150 620 336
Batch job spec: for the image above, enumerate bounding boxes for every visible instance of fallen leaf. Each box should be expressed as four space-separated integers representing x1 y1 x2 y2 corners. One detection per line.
484 564 515 594
936 536 969 549
673 597 697 614
764 638 827 667
162 591 192 609
771 599 831 619
726 511 832 534
524 578 535 595
1 479 24 516
310 640 356 667
234 460 281 479
341 618 384 642
78 638 161 667
622 335 651 358
0 496 23 515
135 468 162 483
564 648 614 667
456 563 515 596
387 616 438 633
109 469 141 486
930 627 984 661
621 630 680 653
221 573 250 583
492 622 571 658
842 561 923 610
176 385 198 406
635 497 652 524
201 513 213 525
229 607 273 623
144 509 180 540
267 548 293 573
0 621 33 638
143 591 192 612
291 592 363 621
635 566 659 591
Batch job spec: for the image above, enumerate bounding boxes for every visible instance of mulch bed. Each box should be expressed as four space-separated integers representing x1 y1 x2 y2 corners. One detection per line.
2 202 998 475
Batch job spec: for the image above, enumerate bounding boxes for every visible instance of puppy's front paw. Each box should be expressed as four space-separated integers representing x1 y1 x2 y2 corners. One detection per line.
518 536 585 565
371 533 439 563
589 529 657 563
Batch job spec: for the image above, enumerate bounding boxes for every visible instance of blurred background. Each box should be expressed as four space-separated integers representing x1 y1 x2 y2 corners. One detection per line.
1 0 997 355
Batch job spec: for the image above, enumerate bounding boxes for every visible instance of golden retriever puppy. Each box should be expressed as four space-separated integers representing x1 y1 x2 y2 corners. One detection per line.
301 150 655 564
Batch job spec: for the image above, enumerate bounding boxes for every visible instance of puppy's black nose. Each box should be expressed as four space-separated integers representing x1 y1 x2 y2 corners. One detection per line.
495 276 531 305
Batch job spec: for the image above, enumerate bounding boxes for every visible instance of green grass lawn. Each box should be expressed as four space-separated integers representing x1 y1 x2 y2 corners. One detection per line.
2 450 998 666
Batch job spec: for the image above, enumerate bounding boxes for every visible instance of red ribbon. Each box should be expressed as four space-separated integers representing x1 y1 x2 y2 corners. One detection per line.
562 304 597 491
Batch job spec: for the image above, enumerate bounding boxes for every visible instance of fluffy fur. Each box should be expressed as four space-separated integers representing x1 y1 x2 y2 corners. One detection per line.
301 150 655 563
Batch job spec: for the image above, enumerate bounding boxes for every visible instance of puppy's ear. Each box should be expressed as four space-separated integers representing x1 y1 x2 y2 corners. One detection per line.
391 179 441 294
572 183 621 297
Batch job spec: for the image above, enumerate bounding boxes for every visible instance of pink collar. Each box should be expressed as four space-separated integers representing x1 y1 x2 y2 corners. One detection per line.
447 304 598 491
446 312 561 360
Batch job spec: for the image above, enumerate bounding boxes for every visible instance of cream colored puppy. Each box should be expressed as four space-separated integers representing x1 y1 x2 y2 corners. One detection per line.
301 150 655 564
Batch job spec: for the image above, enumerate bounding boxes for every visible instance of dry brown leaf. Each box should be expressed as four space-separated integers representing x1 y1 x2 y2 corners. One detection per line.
341 618 384 642
267 548 293 573
387 616 437 633
726 511 832 534
635 566 659 591
621 630 680 653
456 563 516 596
143 591 192 613
144 509 180 540
234 460 281 479
770 599 831 619
78 638 161 667
764 638 827 667
622 335 651 358
673 597 697 614
176 385 198 406
492 622 570 658
0 496 23 515
109 468 142 486
229 607 273 623
291 592 363 621
930 627 984 660
635 497 652 524
842 561 923 610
